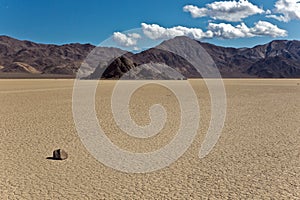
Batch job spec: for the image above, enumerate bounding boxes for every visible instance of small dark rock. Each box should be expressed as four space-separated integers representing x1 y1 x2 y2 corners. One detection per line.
52 149 68 160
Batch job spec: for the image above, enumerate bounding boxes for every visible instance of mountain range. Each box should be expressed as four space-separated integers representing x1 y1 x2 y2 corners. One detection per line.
1 35 300 78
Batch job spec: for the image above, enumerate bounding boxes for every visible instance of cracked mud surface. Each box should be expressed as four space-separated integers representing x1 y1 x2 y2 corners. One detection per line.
0 79 299 199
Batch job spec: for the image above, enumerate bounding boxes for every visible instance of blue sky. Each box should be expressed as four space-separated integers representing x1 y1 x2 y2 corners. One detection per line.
0 0 299 49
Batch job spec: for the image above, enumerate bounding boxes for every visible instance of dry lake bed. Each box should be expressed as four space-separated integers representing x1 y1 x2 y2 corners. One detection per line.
0 79 299 199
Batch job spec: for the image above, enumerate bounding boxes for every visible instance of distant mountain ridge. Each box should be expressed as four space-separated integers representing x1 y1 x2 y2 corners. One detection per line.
0 35 94 76
1 35 300 78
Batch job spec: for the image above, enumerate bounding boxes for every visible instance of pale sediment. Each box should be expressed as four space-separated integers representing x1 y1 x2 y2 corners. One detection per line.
0 79 299 199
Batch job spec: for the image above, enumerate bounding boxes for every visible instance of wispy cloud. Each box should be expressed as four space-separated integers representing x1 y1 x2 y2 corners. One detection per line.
183 0 265 22
112 32 141 48
249 21 288 37
267 0 300 22
141 21 287 41
208 21 287 39
207 22 254 38
141 23 213 40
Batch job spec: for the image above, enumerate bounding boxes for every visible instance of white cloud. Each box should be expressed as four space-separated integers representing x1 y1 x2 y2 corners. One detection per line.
265 9 272 15
133 46 140 51
208 21 287 38
141 21 287 41
183 0 265 22
250 21 288 37
112 32 141 47
128 33 142 39
207 22 254 38
266 14 287 22
183 5 209 18
267 0 300 22
141 23 213 40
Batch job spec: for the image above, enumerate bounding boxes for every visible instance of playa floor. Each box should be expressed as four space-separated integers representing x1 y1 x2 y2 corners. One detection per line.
0 79 299 199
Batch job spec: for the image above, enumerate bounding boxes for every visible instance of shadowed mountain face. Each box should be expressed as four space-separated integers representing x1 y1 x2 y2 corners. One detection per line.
1 35 300 78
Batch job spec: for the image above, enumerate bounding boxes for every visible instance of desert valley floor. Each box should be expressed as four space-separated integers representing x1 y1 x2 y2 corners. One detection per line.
0 79 299 199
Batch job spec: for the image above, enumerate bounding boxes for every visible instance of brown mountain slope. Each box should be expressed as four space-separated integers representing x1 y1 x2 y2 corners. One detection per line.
0 36 94 76
1 35 300 78
0 36 125 78
88 37 300 79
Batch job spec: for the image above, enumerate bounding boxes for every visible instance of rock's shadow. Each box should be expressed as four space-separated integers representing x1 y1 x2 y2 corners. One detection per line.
46 157 63 160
